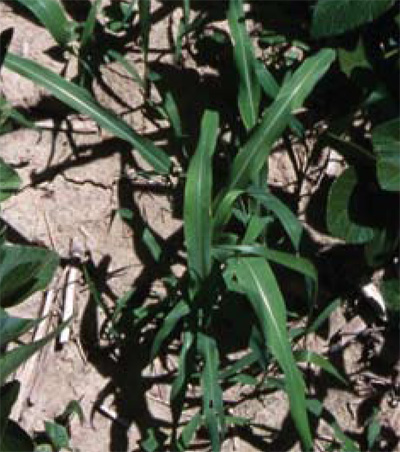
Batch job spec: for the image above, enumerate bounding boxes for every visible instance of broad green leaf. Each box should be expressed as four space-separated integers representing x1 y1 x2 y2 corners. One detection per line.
198 333 225 452
4 53 170 174
372 119 400 192
0 158 21 202
0 244 59 308
381 278 400 313
321 132 375 166
14 0 76 46
311 0 395 38
0 381 20 441
0 419 34 452
228 0 261 130
235 257 313 450
226 49 335 193
294 350 347 384
327 167 376 243
184 110 219 281
44 421 70 450
0 309 42 349
338 37 372 78
0 319 69 385
150 300 190 359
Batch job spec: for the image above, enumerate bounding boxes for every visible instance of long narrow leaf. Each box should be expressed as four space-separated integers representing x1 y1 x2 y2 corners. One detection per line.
184 110 219 280
228 49 335 191
235 257 313 450
228 0 261 130
198 333 225 452
14 0 75 46
4 53 170 174
0 319 70 385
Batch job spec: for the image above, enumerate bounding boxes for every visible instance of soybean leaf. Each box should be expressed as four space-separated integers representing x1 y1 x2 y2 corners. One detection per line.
0 319 70 385
0 381 20 442
327 167 376 243
0 419 34 452
0 158 21 202
184 110 219 281
235 257 313 450
150 300 190 359
311 0 395 38
44 421 70 450
228 0 261 130
0 309 43 349
4 53 170 174
372 118 400 192
226 49 335 193
14 0 76 46
198 333 225 452
294 350 347 385
0 244 59 308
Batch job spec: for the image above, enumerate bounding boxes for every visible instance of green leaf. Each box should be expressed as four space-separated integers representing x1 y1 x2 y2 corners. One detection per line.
106 50 145 88
0 381 20 442
306 299 341 335
235 257 313 451
0 419 34 452
184 110 219 281
294 350 347 385
327 167 376 243
381 278 400 313
226 49 335 192
372 119 400 192
176 412 202 452
366 408 381 449
307 399 360 451
4 53 170 174
338 37 372 78
44 421 70 450
228 0 261 130
80 0 101 53
0 309 43 349
0 319 69 385
0 244 59 308
311 0 395 38
14 0 75 46
150 300 190 359
0 28 13 71
170 331 194 423
139 0 151 62
0 158 21 202
249 189 303 249
198 333 225 452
